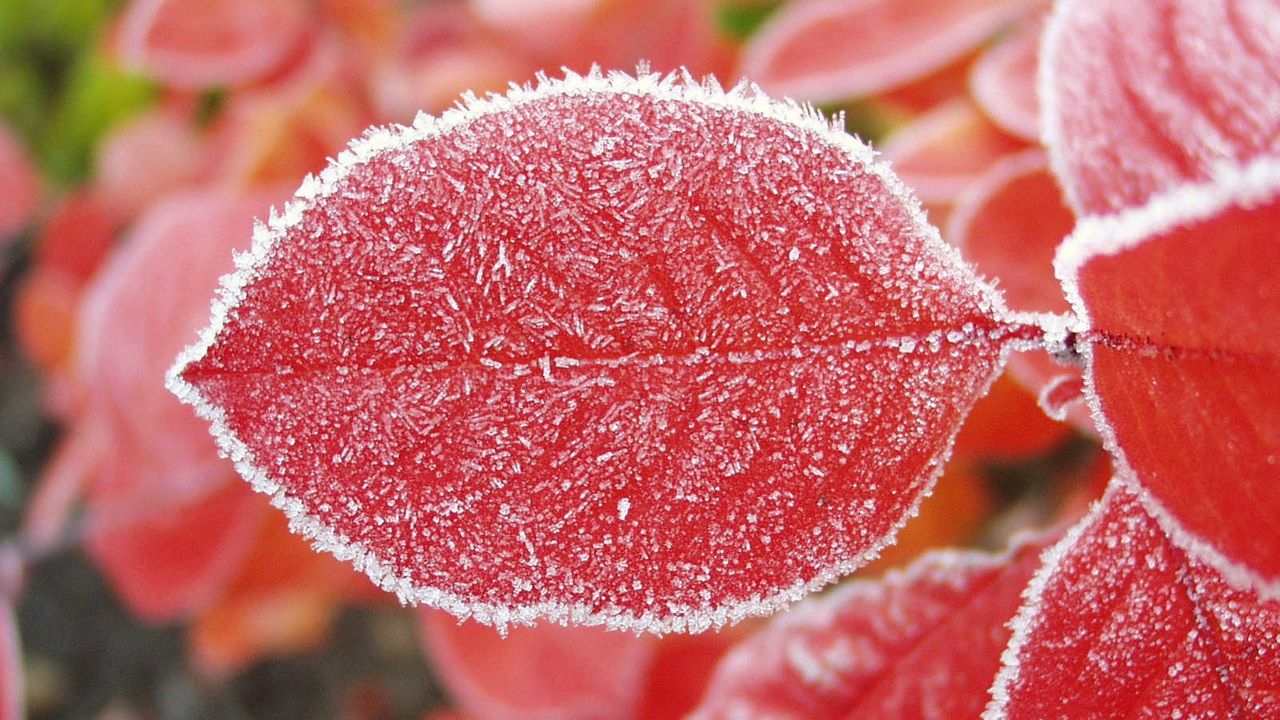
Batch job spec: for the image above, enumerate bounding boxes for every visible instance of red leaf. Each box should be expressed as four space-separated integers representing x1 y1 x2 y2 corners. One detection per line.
880 98 1026 205
968 10 1044 142
85 483 266 622
0 547 22 720
0 121 39 240
947 150 1070 316
170 70 1032 632
114 0 312 89
741 0 1037 102
1058 160 1280 597
987 483 1280 719
420 610 656 720
689 534 1054 719
1040 0 1280 215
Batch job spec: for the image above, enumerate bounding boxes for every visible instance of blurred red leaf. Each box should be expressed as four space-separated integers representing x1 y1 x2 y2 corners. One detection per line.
368 1 530 121
190 508 371 677
14 193 120 415
77 189 283 508
66 188 290 621
968 11 1043 142
881 98 1026 205
0 121 39 240
741 0 1037 102
1059 161 1280 597
635 629 751 720
988 483 1280 719
1040 0 1280 214
85 483 265 622
951 372 1070 462
689 534 1053 720
93 108 206 219
420 611 656 720
0 593 20 720
172 71 1030 632
115 0 313 89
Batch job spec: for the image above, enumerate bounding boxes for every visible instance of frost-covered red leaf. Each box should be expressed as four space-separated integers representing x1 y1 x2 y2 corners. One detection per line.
1059 159 1280 597
987 483 1280 719
742 0 1037 102
1041 0 1280 214
690 534 1053 720
170 70 1033 632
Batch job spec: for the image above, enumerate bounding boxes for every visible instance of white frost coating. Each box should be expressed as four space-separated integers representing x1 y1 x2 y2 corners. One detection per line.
166 66 1021 634
1053 155 1280 601
982 482 1117 720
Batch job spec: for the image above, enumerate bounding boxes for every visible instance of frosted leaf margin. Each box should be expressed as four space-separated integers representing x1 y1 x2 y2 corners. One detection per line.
166 66 1024 634
1054 155 1280 601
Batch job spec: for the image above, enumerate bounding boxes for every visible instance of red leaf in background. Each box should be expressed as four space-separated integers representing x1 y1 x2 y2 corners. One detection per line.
420 611 656 720
77 189 284 510
93 108 206 219
987 484 1280 719
84 483 265 622
1058 160 1280 597
13 193 119 415
947 151 1070 316
69 189 286 620
741 0 1037 102
634 630 748 720
946 150 1090 429
689 534 1054 720
368 1 531 121
0 121 39 241
190 509 372 677
1040 0 1280 215
950 373 1070 463
114 0 312 89
471 0 735 80
0 546 22 720
968 11 1043 142
171 70 1034 632
880 99 1026 206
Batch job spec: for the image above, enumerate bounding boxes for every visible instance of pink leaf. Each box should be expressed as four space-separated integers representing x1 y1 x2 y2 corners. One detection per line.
78 188 285 509
0 547 21 720
742 0 1038 102
1040 0 1280 215
690 533 1054 719
170 70 1034 632
1057 159 1280 598
115 0 312 89
880 98 1026 206
93 108 206 219
420 610 656 720
987 483 1280 719
0 121 39 240
968 11 1044 142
